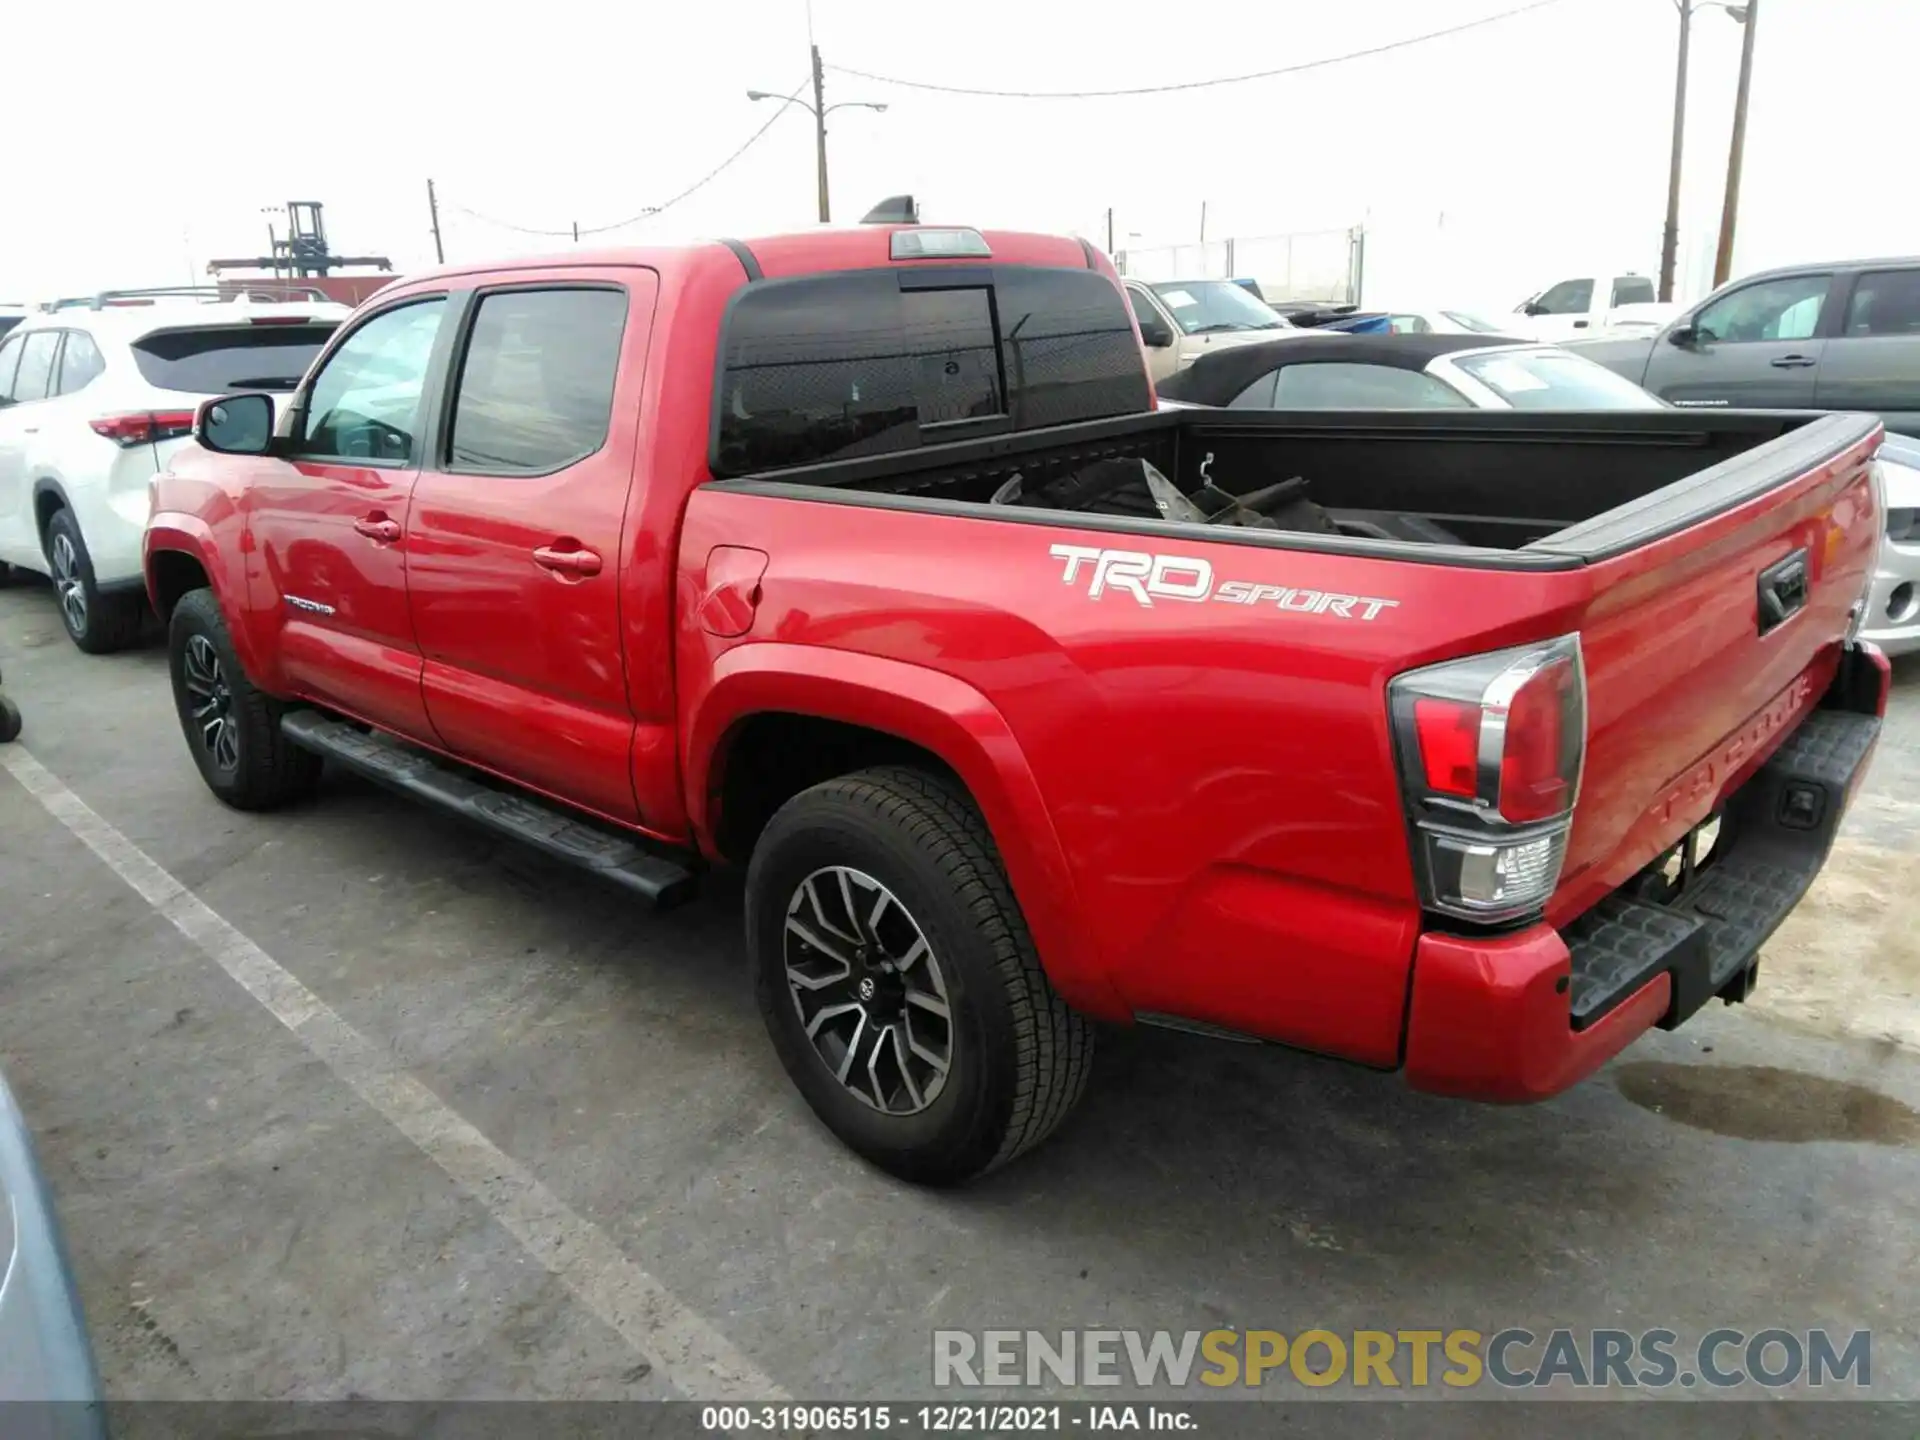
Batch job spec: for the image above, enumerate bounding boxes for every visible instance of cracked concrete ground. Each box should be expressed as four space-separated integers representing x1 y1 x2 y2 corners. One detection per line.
1 576 1917 1406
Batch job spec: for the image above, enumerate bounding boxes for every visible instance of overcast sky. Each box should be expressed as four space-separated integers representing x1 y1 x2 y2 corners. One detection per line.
4 0 1910 311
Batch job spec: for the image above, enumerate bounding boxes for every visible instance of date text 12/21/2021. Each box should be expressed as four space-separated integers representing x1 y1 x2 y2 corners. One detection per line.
701 1405 1194 1432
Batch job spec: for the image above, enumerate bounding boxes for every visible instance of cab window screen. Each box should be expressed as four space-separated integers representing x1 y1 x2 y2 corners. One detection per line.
715 265 1147 475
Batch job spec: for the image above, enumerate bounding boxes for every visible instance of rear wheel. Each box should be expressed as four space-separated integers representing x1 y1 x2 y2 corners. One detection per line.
45 508 145 654
0 693 20 743
168 588 321 809
746 766 1093 1185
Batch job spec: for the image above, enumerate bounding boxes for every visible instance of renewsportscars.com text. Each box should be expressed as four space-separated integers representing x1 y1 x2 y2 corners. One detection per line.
932 1328 1872 1391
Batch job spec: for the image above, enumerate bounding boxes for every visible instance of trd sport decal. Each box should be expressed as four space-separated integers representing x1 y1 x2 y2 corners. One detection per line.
1049 544 1400 619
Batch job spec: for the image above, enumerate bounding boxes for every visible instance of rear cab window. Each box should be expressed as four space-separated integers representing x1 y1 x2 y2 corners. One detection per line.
714 265 1149 475
132 323 339 395
1610 276 1656 307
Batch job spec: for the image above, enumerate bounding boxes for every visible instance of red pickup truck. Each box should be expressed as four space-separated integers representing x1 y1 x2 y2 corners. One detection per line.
144 222 1890 1184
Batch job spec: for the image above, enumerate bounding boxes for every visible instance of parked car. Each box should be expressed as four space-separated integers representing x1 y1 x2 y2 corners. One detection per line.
1568 257 1920 434
1511 270 1678 341
0 304 27 342
1381 306 1518 336
147 221 1887 1184
1268 302 1393 335
1121 278 1298 383
0 1063 107 1431
1157 333 1665 412
1862 432 1920 655
0 288 347 651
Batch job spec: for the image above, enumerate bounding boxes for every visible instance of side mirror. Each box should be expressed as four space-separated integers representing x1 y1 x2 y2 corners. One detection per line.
1667 323 1698 348
1138 317 1176 348
196 393 275 455
1523 301 1550 318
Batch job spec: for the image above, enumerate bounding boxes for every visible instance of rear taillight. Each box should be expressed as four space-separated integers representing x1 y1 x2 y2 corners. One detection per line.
90 411 197 448
1389 634 1586 923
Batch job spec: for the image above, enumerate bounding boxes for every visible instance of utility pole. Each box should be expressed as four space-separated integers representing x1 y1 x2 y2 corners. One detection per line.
1712 0 1759 288
1657 3 1691 302
1106 207 1114 254
1199 201 1208 244
426 178 445 264
812 44 832 224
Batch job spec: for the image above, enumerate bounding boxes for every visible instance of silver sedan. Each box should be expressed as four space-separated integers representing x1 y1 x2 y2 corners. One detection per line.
1863 434 1920 656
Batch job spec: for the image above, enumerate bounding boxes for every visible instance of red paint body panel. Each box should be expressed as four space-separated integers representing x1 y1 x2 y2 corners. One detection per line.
1402 926 1673 1102
247 456 436 742
145 220 1886 1108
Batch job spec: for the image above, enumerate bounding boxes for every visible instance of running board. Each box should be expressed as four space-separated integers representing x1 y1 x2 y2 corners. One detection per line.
281 711 699 910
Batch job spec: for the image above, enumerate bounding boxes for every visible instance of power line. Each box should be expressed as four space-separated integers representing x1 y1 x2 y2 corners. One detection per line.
446 78 810 239
827 0 1571 98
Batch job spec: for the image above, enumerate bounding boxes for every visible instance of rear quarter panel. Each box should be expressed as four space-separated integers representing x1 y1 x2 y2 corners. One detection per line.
678 488 1595 1064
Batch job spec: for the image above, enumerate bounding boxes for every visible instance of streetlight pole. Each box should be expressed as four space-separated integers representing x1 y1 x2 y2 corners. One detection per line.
1658 1 1752 301
749 59 888 226
1657 1 1691 302
1713 0 1759 287
811 45 831 224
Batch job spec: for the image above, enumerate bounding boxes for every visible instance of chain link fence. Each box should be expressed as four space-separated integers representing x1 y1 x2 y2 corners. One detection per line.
1116 226 1366 305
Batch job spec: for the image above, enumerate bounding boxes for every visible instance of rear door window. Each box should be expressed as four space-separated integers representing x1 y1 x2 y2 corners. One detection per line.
8 331 60 403
715 266 1147 474
132 323 338 396
1842 270 1920 337
448 287 629 473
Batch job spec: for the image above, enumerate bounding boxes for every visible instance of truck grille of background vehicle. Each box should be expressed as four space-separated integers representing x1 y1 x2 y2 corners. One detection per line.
1387 634 1586 924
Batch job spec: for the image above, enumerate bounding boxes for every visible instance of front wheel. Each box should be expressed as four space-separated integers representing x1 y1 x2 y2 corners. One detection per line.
746 766 1093 1185
168 588 321 810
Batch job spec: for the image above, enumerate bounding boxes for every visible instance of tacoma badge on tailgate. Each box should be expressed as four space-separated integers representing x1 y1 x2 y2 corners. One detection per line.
1050 544 1399 618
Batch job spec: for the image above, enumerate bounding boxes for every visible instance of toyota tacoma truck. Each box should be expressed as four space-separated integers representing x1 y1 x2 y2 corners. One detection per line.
144 221 1890 1185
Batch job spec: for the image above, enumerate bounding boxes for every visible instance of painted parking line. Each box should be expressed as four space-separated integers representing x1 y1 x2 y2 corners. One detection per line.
0 745 785 1403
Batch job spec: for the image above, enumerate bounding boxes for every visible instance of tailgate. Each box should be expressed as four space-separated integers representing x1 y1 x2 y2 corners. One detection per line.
1546 412 1884 925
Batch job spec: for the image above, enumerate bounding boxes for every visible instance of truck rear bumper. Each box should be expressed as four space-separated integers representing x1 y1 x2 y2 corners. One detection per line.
1403 643 1889 1104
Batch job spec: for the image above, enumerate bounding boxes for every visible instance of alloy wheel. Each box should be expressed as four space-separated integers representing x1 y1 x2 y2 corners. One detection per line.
784 866 953 1115
182 634 239 772
50 533 86 635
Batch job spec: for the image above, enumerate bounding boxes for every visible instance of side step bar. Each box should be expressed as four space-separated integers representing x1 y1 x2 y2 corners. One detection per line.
281 711 699 911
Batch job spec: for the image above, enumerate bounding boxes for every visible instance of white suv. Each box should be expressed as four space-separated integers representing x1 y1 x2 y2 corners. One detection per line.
0 288 347 651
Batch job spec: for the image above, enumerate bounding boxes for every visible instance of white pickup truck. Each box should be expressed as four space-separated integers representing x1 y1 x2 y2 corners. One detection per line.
1511 272 1678 342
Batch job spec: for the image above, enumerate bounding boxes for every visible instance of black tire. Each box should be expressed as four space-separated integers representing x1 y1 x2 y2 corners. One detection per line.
45 508 146 654
746 765 1093 1185
0 693 20 743
168 588 322 810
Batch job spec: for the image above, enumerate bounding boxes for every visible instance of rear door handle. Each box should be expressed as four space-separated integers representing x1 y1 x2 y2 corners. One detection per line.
533 543 603 578
1769 354 1818 368
353 514 402 543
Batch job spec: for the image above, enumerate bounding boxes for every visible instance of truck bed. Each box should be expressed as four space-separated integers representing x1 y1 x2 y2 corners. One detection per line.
712 406 1871 561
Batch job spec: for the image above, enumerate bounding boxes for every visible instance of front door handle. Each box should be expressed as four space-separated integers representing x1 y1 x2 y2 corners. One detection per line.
533 543 603 578
1769 354 1818 369
353 514 402 543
